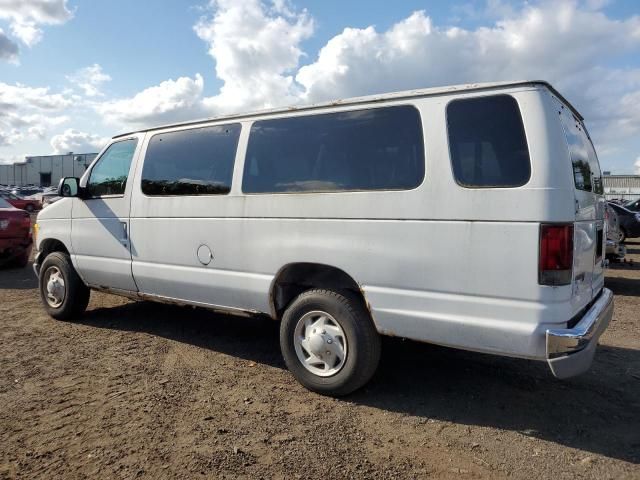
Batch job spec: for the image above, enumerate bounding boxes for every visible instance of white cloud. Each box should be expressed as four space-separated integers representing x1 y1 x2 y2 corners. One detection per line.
0 27 18 62
10 20 41 47
67 64 111 97
50 128 108 154
296 6 640 104
0 82 71 151
0 112 68 146
0 153 26 165
0 130 15 146
195 0 313 113
0 81 71 110
96 74 204 128
634 157 640 175
0 0 73 46
0 0 72 23
94 0 314 129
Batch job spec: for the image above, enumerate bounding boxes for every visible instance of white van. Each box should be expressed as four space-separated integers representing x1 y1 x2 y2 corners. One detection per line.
34 80 613 395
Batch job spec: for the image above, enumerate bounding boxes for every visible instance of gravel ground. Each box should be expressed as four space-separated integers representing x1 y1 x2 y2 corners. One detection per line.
1 243 639 479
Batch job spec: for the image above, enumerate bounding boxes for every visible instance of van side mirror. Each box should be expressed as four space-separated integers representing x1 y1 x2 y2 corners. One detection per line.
58 177 80 197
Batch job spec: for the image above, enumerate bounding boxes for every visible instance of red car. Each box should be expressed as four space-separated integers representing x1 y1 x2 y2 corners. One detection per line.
0 197 32 268
0 192 41 212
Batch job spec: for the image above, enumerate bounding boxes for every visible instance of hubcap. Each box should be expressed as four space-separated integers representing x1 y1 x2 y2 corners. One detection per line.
44 266 66 308
293 310 347 377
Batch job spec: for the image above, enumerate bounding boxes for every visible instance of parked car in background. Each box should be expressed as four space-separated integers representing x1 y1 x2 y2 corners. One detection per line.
624 198 640 212
605 204 625 261
12 185 44 197
0 197 32 267
608 202 640 242
0 192 42 212
41 194 62 208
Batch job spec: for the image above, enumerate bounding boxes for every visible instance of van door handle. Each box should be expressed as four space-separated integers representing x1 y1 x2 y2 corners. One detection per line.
120 222 128 245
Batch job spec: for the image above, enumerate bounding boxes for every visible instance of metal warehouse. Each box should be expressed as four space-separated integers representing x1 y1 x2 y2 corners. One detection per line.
0 153 97 187
603 174 640 201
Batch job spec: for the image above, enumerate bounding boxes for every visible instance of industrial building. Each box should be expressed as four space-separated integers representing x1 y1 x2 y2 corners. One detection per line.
0 153 97 187
603 173 640 202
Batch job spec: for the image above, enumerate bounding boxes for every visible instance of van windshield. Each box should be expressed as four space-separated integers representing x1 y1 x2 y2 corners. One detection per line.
557 104 603 194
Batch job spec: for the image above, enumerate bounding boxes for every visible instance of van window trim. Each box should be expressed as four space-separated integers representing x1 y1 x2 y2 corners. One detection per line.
84 137 139 200
239 103 427 195
444 93 532 190
139 122 242 198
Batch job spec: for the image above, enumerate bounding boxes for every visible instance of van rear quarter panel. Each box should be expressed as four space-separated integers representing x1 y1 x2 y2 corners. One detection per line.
129 86 576 360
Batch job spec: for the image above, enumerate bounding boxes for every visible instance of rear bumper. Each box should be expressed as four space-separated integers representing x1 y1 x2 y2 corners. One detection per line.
546 288 613 379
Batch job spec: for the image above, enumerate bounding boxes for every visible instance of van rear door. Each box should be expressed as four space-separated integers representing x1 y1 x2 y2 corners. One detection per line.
556 99 605 311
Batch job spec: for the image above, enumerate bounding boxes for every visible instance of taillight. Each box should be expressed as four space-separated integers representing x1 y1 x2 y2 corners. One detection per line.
539 224 573 286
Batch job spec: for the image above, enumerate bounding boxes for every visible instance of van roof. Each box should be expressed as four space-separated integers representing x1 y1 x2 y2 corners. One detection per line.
113 80 581 139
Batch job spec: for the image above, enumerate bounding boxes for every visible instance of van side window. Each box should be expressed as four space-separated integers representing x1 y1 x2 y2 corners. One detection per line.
242 106 424 193
447 95 531 188
558 106 603 194
141 124 241 196
86 139 138 197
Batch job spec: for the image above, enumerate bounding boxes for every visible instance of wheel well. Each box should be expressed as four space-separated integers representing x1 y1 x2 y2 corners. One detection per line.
270 263 366 319
39 239 69 259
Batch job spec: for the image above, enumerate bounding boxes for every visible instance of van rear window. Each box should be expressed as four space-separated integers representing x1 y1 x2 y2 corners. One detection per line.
242 106 425 193
446 95 531 188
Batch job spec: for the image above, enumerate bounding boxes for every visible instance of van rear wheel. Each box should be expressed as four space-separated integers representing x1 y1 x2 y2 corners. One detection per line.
38 252 90 320
280 289 381 396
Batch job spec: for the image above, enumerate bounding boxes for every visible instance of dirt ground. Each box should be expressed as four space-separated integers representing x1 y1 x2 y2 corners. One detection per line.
1 244 639 480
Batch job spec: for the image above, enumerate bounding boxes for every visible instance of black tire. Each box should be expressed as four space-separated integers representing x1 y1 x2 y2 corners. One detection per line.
280 288 381 396
25 204 34 213
38 252 90 320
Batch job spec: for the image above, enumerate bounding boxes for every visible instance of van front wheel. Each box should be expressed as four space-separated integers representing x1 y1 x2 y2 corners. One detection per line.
280 289 381 396
38 252 90 320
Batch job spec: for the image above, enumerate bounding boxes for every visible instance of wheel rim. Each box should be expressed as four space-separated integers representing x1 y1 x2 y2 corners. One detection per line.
293 310 348 377
44 266 66 308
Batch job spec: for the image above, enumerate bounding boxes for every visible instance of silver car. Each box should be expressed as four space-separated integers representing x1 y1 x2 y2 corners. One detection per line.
605 204 626 261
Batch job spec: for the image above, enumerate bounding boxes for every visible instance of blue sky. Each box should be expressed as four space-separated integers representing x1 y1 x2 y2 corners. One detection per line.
1 0 640 173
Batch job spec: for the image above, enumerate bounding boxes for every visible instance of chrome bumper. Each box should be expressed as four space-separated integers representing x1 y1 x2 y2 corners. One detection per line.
546 288 613 379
